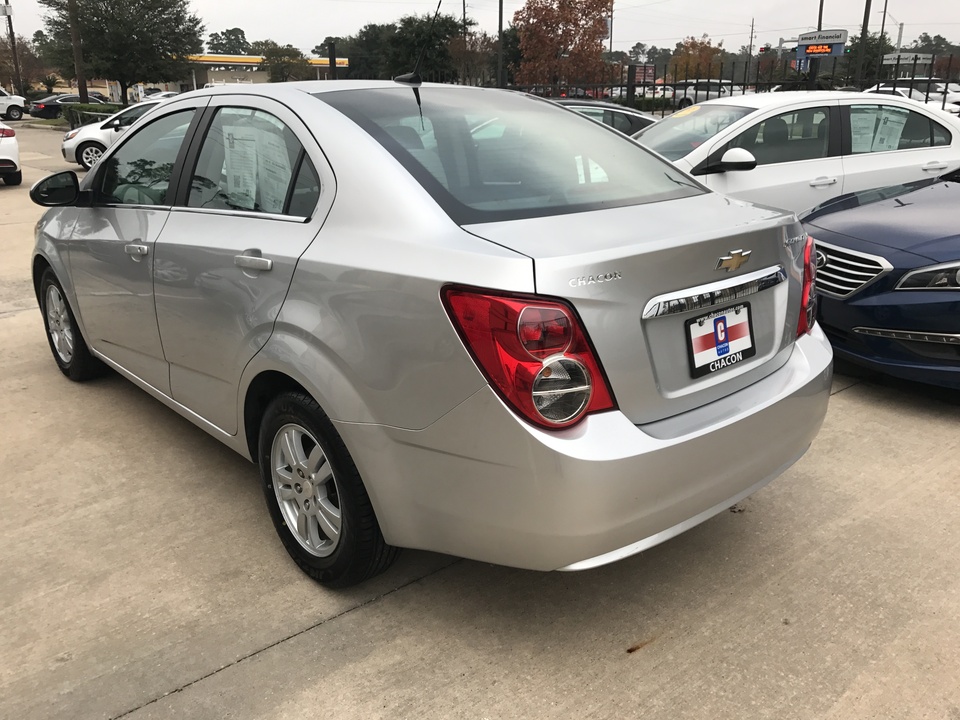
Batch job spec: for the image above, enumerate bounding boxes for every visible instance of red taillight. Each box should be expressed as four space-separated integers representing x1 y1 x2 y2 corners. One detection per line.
35 104 45 109
0 128 14 138
442 286 616 429
797 236 818 337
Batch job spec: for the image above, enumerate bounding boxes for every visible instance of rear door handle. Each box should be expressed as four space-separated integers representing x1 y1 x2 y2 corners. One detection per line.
124 243 149 260
234 253 273 271
809 177 838 188
922 161 948 172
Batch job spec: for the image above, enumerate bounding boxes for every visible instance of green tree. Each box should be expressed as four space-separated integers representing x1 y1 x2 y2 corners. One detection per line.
38 0 204 105
845 31 893 85
207 28 251 55
250 39 279 55
312 36 349 58
385 12 467 81
499 25 522 83
261 44 310 82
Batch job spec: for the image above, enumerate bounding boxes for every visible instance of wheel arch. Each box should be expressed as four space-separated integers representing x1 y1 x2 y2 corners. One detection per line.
242 370 311 462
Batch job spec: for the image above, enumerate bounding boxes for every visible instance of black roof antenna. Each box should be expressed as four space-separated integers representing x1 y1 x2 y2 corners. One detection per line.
394 0 443 88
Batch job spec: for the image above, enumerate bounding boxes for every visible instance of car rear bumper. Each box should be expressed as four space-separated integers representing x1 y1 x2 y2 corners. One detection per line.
338 326 833 571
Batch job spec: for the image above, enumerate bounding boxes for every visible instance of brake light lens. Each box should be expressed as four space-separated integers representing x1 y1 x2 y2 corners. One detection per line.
442 286 616 429
797 236 818 337
0 128 14 138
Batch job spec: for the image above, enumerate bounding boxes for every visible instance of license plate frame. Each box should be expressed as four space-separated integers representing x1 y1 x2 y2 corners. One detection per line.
685 302 756 379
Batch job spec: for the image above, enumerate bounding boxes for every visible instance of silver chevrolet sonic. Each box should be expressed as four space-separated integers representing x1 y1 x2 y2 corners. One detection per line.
30 81 833 587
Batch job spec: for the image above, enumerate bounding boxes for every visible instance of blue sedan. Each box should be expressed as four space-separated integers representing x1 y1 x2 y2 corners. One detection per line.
802 170 960 389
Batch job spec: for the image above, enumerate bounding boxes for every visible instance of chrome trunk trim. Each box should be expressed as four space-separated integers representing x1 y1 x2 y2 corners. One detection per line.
642 265 786 319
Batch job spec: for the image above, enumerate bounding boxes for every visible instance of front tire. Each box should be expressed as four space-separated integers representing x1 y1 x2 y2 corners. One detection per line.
2 170 21 186
76 141 105 171
39 268 102 381
5 106 23 121
258 392 398 588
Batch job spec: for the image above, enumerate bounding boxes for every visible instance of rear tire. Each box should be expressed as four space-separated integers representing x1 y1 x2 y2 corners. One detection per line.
39 268 102 381
2 171 21 186
5 106 23 121
258 391 398 588
678 98 693 109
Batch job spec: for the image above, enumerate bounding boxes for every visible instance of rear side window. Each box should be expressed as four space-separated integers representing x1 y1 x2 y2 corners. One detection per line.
318 87 703 224
849 104 946 152
187 107 319 216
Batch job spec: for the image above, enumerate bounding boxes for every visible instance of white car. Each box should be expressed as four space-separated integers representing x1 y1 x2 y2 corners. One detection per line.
865 87 960 115
0 87 26 121
0 120 21 185
634 91 960 214
62 100 162 170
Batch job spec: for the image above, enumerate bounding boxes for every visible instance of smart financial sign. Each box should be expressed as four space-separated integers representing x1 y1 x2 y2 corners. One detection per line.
797 29 849 57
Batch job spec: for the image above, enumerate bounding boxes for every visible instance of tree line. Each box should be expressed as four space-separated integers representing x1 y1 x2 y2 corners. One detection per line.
3 0 958 102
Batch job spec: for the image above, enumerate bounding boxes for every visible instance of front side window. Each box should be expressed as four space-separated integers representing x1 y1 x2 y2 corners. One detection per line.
849 104 942 153
319 88 703 224
114 103 155 127
188 107 315 215
99 109 195 205
730 106 831 165
635 104 756 161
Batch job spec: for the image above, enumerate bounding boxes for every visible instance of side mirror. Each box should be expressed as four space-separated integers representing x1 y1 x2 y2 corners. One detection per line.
694 147 758 176
30 171 80 207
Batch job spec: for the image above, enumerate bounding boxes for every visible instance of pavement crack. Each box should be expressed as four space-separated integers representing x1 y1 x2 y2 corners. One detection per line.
108 558 462 719
830 379 864 396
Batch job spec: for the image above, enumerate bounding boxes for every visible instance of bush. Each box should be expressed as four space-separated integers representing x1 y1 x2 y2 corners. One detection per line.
63 103 122 128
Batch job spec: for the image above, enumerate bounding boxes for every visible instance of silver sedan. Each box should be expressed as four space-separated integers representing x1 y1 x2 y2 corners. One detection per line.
29 81 832 587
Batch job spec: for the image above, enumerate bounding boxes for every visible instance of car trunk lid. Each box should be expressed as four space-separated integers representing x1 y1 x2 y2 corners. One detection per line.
463 192 807 425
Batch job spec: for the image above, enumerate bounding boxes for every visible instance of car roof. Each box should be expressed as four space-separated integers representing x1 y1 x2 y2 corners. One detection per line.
552 99 650 114
693 90 918 109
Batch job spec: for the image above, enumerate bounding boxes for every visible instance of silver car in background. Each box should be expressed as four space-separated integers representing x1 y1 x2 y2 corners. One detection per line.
61 99 162 170
30 81 832 587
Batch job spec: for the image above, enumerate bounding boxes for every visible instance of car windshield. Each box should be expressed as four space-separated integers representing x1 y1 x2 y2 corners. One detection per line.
316 87 703 224
633 104 755 161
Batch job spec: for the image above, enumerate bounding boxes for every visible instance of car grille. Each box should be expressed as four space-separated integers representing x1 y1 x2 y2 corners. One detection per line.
814 240 892 298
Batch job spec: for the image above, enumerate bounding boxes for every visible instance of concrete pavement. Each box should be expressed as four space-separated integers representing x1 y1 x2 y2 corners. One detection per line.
2 126 959 720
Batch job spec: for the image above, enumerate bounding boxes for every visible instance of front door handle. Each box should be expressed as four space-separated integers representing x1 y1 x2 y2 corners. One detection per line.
234 253 273 272
809 177 838 188
124 243 149 260
922 161 948 172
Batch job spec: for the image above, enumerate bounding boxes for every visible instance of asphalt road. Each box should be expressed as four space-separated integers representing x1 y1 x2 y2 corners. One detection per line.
2 126 959 720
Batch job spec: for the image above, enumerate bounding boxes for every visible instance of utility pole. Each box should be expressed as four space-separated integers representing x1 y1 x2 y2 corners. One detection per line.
2 0 24 96
854 0 872 87
497 0 504 87
66 0 88 103
747 18 755 82
809 0 825 88
747 17 755 57
874 0 889 82
462 0 467 39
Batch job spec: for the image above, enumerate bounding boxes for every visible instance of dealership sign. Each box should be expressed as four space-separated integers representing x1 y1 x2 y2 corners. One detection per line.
797 29 849 57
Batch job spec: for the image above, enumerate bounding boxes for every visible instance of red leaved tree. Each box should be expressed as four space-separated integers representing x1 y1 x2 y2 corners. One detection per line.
513 0 609 86
668 34 724 81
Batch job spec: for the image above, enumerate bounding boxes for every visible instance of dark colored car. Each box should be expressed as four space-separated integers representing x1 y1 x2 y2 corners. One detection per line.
28 94 104 119
553 99 657 135
801 170 960 388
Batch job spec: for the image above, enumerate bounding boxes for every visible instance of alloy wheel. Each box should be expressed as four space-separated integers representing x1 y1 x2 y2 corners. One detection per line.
271 423 342 558
45 285 74 364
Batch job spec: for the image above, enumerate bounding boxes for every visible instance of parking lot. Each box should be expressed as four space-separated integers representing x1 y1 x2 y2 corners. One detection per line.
2 126 960 719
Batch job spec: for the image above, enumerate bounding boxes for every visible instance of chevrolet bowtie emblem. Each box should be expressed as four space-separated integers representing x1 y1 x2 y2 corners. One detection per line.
716 249 751 272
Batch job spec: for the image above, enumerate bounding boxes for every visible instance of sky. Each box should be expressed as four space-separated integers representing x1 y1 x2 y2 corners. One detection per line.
8 0 960 56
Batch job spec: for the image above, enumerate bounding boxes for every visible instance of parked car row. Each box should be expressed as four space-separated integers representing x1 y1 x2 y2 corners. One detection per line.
18 80 960 592
28 94 107 119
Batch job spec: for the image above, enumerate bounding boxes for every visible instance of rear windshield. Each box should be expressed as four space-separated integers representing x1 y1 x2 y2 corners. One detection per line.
634 104 756 161
316 87 703 224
